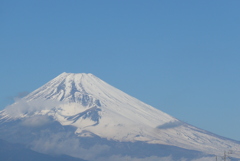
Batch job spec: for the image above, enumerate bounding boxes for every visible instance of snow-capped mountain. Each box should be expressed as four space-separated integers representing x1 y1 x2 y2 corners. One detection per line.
0 73 240 160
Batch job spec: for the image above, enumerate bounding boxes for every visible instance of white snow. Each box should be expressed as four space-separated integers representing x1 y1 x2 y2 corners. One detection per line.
1 72 240 158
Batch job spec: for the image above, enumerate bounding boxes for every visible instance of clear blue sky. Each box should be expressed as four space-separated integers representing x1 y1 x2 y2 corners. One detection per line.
1 1 240 141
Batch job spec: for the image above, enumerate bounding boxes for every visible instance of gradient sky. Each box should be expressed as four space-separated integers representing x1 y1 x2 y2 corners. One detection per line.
1 1 240 141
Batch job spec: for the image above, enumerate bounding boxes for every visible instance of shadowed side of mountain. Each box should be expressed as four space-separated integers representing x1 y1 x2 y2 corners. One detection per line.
0 139 87 161
0 118 213 161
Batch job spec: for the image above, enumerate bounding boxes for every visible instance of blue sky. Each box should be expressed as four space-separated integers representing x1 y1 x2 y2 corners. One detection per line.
1 1 240 141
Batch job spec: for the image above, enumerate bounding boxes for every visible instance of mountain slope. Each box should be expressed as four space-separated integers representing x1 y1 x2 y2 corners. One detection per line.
1 73 240 160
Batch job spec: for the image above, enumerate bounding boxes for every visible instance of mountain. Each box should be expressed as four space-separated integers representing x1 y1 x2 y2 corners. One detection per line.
0 72 240 161
0 139 87 161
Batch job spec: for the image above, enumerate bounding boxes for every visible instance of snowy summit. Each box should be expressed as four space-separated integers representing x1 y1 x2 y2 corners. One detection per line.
1 72 240 160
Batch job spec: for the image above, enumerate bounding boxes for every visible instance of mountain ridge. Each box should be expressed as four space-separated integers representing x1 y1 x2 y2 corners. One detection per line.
1 72 240 160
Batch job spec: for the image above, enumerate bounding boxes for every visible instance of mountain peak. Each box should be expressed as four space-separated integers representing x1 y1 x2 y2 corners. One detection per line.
2 73 240 159
24 72 98 102
59 72 94 77
4 72 175 131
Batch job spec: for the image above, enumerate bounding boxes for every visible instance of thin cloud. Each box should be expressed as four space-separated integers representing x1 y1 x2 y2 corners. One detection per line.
31 132 110 161
21 115 52 127
157 121 185 129
6 91 29 101
4 98 61 118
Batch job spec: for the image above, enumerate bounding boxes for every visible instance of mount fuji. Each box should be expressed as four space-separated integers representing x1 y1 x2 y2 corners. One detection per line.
0 73 240 161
